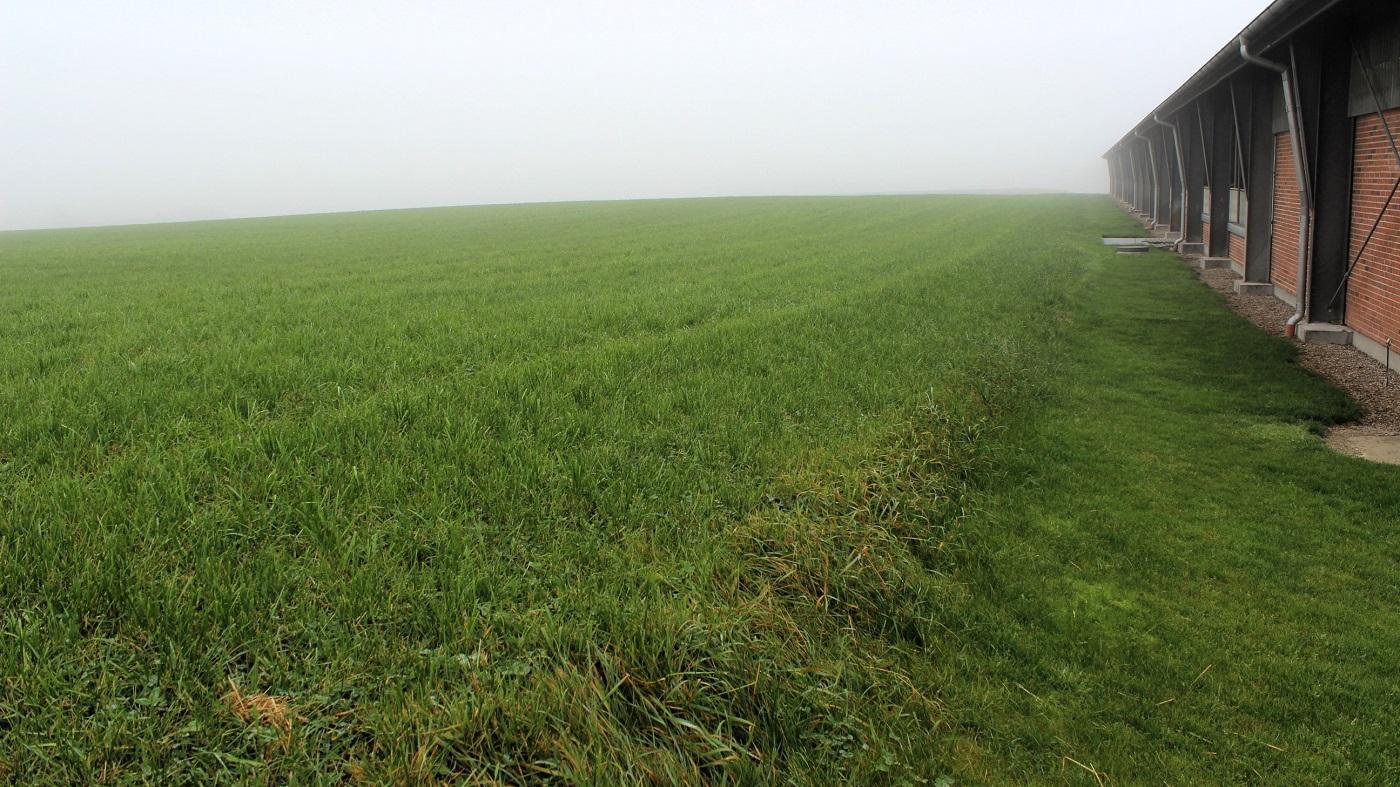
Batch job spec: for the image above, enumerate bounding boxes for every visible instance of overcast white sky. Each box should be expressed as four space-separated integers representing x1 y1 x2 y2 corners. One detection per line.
2 0 1265 230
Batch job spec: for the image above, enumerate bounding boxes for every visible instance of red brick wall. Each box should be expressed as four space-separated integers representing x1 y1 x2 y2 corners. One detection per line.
1271 132 1301 296
1203 218 1211 249
1345 109 1400 346
1230 231 1246 268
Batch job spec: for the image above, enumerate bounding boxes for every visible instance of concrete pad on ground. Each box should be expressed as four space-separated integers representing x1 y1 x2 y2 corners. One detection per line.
1326 426 1400 465
1233 281 1273 296
1298 322 1354 346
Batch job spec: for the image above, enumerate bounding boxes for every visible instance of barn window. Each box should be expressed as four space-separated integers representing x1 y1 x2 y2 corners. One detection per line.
1228 145 1247 227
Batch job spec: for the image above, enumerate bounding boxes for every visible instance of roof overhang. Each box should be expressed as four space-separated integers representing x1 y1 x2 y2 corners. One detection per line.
1103 0 1345 158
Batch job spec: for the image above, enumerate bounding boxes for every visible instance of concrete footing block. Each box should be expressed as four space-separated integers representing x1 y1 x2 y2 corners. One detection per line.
1178 242 1206 256
1233 281 1273 296
1198 257 1232 270
1298 322 1354 346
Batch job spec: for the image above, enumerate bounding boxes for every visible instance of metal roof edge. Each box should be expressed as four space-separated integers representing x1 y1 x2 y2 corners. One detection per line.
1102 0 1346 158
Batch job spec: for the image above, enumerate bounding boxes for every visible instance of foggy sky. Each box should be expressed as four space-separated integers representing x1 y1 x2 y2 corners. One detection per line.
2 0 1266 231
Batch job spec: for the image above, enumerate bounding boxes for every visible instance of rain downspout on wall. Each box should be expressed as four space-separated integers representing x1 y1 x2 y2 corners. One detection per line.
1154 113 1188 249
1135 130 1160 226
1127 150 1138 209
1240 37 1311 337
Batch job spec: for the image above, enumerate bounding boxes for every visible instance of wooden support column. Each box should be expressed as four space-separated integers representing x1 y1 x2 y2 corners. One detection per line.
1155 127 1174 227
1183 104 1206 244
1246 68 1277 283
1125 141 1136 208
1209 90 1235 257
1166 124 1184 232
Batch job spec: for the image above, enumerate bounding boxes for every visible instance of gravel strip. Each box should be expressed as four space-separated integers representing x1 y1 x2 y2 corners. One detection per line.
1179 253 1400 432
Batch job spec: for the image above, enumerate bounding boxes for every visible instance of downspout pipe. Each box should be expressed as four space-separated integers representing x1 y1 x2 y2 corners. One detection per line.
1135 130 1159 225
1126 148 1138 209
1240 37 1311 337
1154 112 1188 250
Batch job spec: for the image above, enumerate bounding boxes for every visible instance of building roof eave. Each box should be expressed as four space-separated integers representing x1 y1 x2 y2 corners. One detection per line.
1103 0 1345 158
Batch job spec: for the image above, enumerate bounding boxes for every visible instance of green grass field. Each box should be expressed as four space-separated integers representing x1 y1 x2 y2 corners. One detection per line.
1 196 1396 783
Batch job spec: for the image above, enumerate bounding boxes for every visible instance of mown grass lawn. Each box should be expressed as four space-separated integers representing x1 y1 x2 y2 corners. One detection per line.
933 241 1400 782
1 196 1396 783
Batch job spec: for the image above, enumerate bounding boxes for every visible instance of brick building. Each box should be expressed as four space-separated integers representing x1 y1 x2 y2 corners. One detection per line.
1106 0 1400 364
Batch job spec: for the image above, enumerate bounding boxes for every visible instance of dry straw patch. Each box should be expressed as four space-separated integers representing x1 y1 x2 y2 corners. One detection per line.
224 678 296 738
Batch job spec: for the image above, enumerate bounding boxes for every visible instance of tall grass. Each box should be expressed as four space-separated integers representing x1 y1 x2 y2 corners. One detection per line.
1 196 1103 781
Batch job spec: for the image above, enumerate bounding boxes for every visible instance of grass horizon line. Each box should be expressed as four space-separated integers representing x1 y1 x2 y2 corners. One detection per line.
1 188 1100 234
